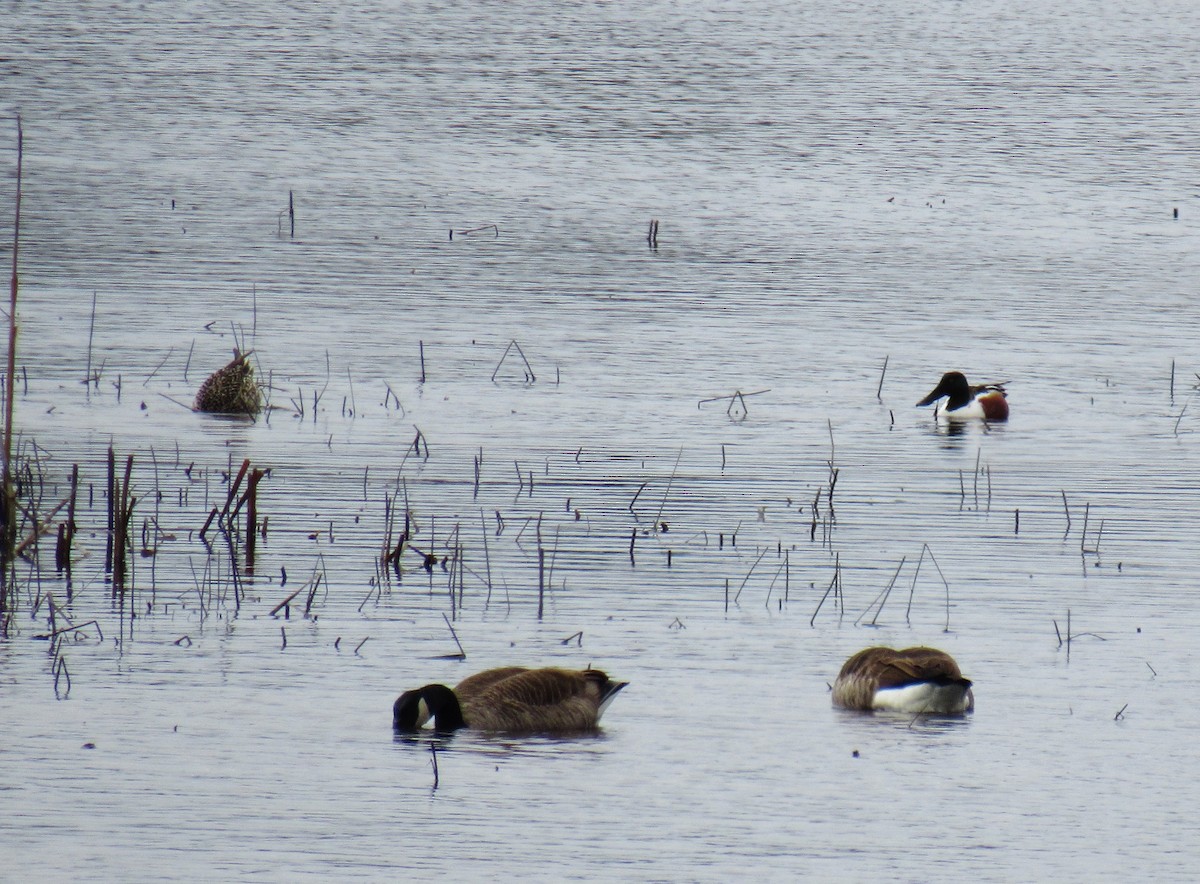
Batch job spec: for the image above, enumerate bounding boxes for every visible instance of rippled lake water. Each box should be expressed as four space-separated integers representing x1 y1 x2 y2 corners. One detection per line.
3 0 1200 879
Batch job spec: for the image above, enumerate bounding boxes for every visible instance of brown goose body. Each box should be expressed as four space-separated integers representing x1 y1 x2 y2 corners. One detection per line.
394 666 628 734
832 646 974 714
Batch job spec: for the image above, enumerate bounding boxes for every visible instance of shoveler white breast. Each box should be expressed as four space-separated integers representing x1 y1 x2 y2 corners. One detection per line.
832 646 974 714
917 371 1008 421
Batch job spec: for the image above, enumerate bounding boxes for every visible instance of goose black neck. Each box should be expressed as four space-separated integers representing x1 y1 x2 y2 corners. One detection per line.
423 684 467 732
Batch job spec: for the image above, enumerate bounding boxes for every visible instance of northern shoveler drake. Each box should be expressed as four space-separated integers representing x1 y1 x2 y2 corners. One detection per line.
917 371 1008 421
832 646 974 714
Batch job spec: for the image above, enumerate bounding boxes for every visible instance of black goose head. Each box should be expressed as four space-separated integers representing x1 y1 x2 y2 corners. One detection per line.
393 684 466 733
393 688 427 732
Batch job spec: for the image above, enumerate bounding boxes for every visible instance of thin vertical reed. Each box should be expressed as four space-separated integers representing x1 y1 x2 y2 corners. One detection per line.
1 118 22 621
245 467 263 569
105 446 115 574
85 292 98 389
537 547 545 620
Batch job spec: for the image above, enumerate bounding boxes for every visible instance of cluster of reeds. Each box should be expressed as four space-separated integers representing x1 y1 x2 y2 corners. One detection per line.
199 457 268 584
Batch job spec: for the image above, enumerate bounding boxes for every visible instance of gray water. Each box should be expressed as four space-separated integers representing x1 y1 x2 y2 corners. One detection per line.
3 0 1200 879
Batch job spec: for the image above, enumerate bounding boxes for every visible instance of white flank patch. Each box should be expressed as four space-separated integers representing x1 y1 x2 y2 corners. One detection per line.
872 682 972 714
937 399 986 420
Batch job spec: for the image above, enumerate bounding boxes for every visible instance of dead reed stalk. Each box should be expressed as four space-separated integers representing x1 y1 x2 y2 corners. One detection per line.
856 556 905 626
110 453 135 590
441 612 466 659
1 117 22 627
809 553 843 626
492 340 536 383
904 543 951 631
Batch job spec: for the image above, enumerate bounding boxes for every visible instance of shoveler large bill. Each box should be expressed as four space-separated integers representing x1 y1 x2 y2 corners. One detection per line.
916 371 1008 421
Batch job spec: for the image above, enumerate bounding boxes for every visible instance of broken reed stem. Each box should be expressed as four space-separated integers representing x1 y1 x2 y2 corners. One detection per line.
303 566 324 616
732 547 769 604
105 446 115 573
244 467 264 569
441 612 466 659
478 509 493 603
900 543 952 630
269 585 304 617
876 355 888 401
1173 396 1190 436
15 493 70 559
56 465 80 575
537 546 545 620
223 458 251 520
110 453 135 590
491 339 536 383
85 292 98 389
629 482 646 519
857 556 905 627
809 553 841 627
653 447 683 528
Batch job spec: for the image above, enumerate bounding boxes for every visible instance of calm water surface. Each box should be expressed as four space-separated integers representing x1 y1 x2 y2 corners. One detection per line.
3 0 1200 879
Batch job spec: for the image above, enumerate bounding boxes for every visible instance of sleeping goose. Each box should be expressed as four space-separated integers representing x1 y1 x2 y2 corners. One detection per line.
393 666 628 733
832 646 974 713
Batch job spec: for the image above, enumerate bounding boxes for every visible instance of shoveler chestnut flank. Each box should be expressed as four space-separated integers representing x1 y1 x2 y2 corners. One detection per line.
832 646 974 714
917 371 1008 421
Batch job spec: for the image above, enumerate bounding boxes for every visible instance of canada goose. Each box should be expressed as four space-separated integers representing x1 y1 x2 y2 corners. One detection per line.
832 646 974 713
393 666 628 733
916 371 1008 421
